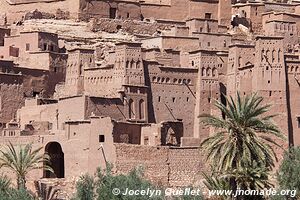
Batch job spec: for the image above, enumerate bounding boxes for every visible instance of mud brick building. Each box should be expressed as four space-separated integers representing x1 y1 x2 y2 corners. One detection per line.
0 0 300 195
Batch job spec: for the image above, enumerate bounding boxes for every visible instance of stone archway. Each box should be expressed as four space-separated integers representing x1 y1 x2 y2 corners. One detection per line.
44 142 65 178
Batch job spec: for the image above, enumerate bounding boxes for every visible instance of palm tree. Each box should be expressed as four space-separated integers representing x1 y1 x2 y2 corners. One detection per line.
0 174 11 194
200 92 286 195
0 142 53 189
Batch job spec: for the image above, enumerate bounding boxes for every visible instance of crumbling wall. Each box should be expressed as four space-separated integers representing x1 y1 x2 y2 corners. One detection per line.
89 18 171 35
86 97 125 121
0 79 24 124
146 63 198 137
115 144 205 187
6 0 62 4
0 0 80 24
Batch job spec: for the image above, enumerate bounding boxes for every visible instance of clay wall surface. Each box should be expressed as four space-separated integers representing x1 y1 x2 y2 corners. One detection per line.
0 75 24 124
147 63 197 137
141 0 219 22
218 0 232 26
6 0 62 4
115 144 205 187
192 33 231 51
232 4 265 33
143 49 181 67
0 31 63 71
0 28 10 46
63 49 94 97
84 67 116 97
112 122 141 144
265 2 296 13
189 0 218 20
79 0 141 21
57 96 87 129
0 117 116 187
227 44 255 96
17 100 57 129
123 85 148 122
0 0 80 24
264 21 297 36
0 63 64 124
186 19 219 35
86 97 125 122
192 51 223 140
252 36 288 157
141 0 187 21
16 51 67 71
158 36 200 52
285 57 300 146
89 18 171 35
140 123 160 146
262 12 300 35
12 66 65 97
264 20 298 53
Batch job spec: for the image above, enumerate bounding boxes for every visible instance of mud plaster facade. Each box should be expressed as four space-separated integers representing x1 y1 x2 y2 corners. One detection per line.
0 0 300 195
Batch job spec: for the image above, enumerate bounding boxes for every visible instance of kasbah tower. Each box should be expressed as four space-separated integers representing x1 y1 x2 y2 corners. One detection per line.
0 0 299 196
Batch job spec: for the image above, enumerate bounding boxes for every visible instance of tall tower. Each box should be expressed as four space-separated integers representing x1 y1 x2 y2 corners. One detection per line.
114 42 148 122
65 48 94 97
192 50 221 140
218 0 232 26
253 36 288 136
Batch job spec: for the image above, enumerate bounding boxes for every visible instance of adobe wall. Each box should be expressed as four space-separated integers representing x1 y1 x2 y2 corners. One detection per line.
114 144 205 187
0 28 10 46
141 0 219 22
253 37 288 157
0 0 80 24
189 0 218 20
161 36 200 52
0 76 24 124
265 2 296 13
147 64 198 137
218 0 232 26
17 100 57 129
192 51 223 140
57 96 87 129
112 122 141 144
285 58 300 146
6 0 61 4
86 97 125 121
79 0 141 21
0 116 116 189
13 67 65 98
193 33 231 51
186 19 219 35
227 44 255 96
262 13 300 35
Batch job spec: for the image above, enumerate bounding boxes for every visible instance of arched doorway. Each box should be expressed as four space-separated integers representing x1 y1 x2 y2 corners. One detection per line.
44 142 65 178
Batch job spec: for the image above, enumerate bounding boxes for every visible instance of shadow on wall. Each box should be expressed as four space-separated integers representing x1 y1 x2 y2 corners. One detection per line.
231 15 251 30
161 121 183 146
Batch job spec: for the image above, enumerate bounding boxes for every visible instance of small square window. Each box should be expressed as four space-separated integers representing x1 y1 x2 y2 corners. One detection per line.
144 136 149 145
99 135 105 143
26 43 30 51
205 13 212 19
297 117 300 128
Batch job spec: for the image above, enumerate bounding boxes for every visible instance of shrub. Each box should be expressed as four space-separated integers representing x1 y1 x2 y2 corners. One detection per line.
73 174 95 200
73 164 203 200
276 147 300 199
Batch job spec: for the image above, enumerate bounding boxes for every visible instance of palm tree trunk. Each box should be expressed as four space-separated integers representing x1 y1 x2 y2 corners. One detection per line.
17 176 26 190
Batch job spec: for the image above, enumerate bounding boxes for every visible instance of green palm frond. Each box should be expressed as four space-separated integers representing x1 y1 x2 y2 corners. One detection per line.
200 92 286 171
0 142 53 189
199 92 287 193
